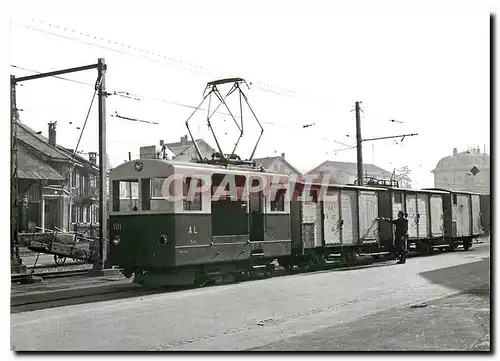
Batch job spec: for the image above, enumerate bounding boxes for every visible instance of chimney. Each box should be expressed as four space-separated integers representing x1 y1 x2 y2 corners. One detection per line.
88 152 97 165
453 148 457 156
48 122 57 146
281 152 285 159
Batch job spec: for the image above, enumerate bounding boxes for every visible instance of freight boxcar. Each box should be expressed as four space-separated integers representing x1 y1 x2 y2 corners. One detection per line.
423 188 483 251
108 158 291 286
399 188 449 254
480 194 491 236
281 182 391 270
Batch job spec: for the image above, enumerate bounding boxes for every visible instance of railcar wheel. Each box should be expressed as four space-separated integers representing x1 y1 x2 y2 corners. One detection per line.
54 255 66 266
194 273 210 288
463 240 472 251
123 269 133 279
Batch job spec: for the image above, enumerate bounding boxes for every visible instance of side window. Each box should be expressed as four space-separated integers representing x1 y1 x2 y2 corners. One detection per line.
152 177 167 198
311 189 318 203
141 179 151 211
394 191 402 204
271 188 286 211
183 177 202 211
452 194 457 205
112 181 120 212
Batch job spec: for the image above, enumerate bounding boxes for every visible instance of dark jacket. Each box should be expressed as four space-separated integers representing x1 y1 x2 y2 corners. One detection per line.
391 217 409 241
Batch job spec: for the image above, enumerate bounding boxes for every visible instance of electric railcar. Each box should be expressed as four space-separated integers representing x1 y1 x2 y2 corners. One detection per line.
108 158 292 286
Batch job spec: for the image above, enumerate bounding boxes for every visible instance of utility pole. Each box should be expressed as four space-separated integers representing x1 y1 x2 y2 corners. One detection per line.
96 58 107 271
355 101 364 186
10 75 21 270
11 61 106 276
353 101 418 186
128 152 132 208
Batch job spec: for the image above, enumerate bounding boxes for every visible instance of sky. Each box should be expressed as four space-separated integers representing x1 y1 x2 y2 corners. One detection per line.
5 1 493 190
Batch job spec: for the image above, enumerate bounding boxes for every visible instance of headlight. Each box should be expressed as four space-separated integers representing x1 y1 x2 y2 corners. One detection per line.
112 236 121 246
158 235 167 246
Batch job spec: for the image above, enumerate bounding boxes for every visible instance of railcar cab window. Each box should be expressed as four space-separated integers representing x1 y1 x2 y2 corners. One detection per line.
112 179 139 212
183 177 202 211
452 194 458 205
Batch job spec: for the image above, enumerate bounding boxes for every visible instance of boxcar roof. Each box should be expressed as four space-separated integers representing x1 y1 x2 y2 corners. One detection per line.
421 188 482 196
298 181 387 192
388 187 450 195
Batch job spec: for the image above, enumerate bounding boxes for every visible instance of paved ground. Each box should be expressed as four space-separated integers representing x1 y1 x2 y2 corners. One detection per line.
11 243 490 351
252 264 490 351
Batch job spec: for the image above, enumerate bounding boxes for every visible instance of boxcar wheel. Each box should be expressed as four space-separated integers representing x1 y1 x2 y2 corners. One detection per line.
418 243 431 256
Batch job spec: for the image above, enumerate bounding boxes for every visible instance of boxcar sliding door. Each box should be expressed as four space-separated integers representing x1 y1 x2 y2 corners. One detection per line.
416 194 430 239
358 191 379 244
323 188 341 245
340 189 358 245
406 194 418 239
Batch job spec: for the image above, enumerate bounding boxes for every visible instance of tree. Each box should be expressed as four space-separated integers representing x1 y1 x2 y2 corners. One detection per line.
396 166 412 189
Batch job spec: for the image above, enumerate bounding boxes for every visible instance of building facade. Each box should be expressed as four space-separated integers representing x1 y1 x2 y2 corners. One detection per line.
306 161 393 185
15 121 100 233
432 147 490 194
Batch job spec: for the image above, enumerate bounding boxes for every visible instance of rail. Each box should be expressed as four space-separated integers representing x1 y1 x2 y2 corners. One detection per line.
11 269 92 283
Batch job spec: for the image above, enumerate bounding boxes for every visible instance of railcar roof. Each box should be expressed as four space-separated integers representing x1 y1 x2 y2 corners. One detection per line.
111 158 289 177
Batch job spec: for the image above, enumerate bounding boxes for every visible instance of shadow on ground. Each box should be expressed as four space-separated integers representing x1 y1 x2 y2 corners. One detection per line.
418 257 490 295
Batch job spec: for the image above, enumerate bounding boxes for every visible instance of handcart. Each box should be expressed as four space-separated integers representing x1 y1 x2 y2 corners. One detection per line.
19 227 99 270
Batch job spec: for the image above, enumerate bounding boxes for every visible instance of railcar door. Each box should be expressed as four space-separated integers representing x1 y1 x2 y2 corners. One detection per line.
249 178 265 241
323 188 341 245
406 194 418 239
417 194 430 239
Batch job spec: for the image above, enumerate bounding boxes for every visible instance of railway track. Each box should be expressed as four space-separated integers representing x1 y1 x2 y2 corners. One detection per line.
11 269 95 284
11 243 487 314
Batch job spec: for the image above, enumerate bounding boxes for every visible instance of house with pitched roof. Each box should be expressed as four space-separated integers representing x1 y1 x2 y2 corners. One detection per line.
253 153 302 175
15 121 101 233
165 135 217 161
432 147 490 194
306 160 393 185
